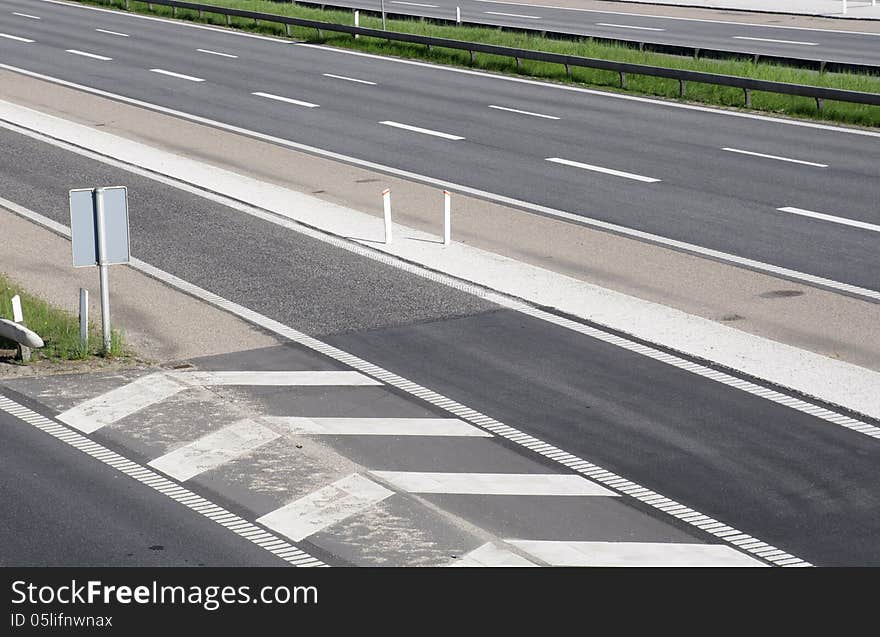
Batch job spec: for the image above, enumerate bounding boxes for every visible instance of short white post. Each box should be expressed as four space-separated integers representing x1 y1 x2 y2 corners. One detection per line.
79 288 89 347
95 188 112 354
11 295 30 362
383 188 392 244
354 9 359 38
456 6 461 23
443 190 451 245
842 0 847 14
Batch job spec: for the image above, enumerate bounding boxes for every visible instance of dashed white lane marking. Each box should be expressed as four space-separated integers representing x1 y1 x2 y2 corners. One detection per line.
257 474 393 541
0 395 326 566
56 371 380 433
546 157 661 183
262 416 493 437
0 196 813 567
451 542 539 567
380 120 465 140
95 28 129 37
149 68 205 82
488 104 560 120
12 12 41 20
251 91 320 108
484 11 542 19
722 147 828 168
508 540 766 566
66 49 112 61
57 373 185 434
370 472 617 496
733 36 819 47
148 419 280 482
391 1 439 6
777 207 880 234
322 73 376 85
196 48 238 58
597 23 664 31
0 33 34 42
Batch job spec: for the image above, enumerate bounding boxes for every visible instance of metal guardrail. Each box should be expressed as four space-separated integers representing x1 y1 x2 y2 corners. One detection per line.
282 0 880 77
128 0 880 110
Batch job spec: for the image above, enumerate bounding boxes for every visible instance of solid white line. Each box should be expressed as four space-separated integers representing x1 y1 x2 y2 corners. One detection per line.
170 370 379 386
257 474 393 541
597 23 665 31
322 73 376 85
150 68 204 82
252 91 319 108
484 11 541 19
391 1 439 6
369 472 617 495
66 49 112 61
380 120 464 140
508 540 766 567
95 28 129 37
777 207 880 234
451 542 539 567
488 104 559 119
262 416 492 437
12 12 41 20
56 373 186 433
197 48 238 58
722 147 827 168
546 157 661 183
0 33 34 42
148 419 280 481
733 36 819 47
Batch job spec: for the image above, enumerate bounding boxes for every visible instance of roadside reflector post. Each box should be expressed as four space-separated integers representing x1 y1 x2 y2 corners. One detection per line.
10 295 30 362
79 288 89 348
443 191 451 246
354 10 359 38
383 188 393 244
843 0 847 14
456 6 461 23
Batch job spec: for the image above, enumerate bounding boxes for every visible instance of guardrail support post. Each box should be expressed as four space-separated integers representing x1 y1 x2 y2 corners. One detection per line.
226 14 231 26
816 97 824 111
286 23 291 36
124 0 130 10
148 3 153 10
679 79 686 97
619 71 627 88
428 44 433 53
383 189 392 244
564 63 571 78
470 50 475 64
819 61 827 73
753 53 760 64
744 88 752 107
515 57 521 69
693 48 700 60
172 6 177 17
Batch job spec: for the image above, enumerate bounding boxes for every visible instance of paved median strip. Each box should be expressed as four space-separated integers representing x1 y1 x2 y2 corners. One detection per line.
546 157 661 183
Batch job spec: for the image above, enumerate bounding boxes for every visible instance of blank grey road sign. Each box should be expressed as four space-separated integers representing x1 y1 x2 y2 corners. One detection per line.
70 186 131 267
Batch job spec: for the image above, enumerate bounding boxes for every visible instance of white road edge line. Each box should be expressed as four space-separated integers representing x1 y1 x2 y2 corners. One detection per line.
95 28 129 37
0 33 34 42
508 540 766 567
450 542 540 566
12 12 41 20
484 11 542 19
488 104 559 119
733 36 819 46
322 73 376 85
777 207 880 234
722 147 827 168
0 193 812 567
150 68 205 82
252 91 319 108
597 23 665 31
546 157 661 183
380 120 465 140
0 395 327 567
66 49 112 61
197 48 238 58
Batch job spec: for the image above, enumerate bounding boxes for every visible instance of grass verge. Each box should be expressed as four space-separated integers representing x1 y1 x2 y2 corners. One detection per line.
79 0 880 127
0 274 125 362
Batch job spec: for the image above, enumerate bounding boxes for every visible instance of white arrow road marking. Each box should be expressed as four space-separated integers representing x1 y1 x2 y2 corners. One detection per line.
257 474 393 541
508 540 767 566
370 472 617 496
56 370 381 433
262 416 492 437
450 542 539 566
148 419 280 481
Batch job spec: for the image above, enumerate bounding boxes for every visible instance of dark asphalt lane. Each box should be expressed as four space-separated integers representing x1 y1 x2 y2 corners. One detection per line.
2 127 879 565
0 405 287 566
0 0 878 295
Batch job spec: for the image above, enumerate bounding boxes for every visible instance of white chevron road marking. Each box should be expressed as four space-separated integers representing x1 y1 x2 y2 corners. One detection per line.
263 416 492 437
509 540 766 567
370 472 616 496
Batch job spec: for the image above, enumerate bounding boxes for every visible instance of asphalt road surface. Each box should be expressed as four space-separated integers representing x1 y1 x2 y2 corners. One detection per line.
0 0 878 301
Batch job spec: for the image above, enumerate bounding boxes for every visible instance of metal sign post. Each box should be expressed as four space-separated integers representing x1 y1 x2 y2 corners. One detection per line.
70 186 130 355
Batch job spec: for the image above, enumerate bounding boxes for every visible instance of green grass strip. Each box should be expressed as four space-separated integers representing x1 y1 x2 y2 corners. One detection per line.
0 273 126 362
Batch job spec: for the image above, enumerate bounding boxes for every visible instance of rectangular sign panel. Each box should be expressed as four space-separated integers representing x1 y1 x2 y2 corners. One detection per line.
70 187 131 267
